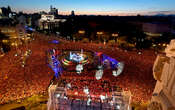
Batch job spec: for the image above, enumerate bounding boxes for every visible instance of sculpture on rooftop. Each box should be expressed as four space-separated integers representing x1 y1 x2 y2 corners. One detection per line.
151 39 175 110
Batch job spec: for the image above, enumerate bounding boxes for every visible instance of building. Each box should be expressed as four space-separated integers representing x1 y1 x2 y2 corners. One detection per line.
151 39 175 110
38 14 66 31
17 15 27 25
142 22 171 38
71 10 75 16
39 11 47 15
0 26 18 39
0 25 28 47
26 17 32 26
0 6 12 19
49 5 58 16
0 26 24 52
0 8 2 19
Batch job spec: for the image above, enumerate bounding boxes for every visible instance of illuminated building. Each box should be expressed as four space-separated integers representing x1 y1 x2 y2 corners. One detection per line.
97 32 103 35
112 33 118 37
142 22 171 40
0 26 29 48
78 30 85 34
0 9 2 19
151 39 175 110
0 26 20 40
143 23 171 35
38 14 66 31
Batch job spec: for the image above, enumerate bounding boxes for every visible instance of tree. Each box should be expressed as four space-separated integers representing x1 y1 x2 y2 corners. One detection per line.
0 32 10 52
7 6 11 13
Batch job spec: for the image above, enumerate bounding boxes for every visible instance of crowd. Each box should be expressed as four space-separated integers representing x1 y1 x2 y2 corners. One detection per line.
60 77 114 100
0 33 157 104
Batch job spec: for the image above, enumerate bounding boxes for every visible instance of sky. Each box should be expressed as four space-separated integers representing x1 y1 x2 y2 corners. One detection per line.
0 0 175 15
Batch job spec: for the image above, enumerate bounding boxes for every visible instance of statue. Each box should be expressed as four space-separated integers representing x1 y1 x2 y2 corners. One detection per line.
165 39 175 57
152 39 175 109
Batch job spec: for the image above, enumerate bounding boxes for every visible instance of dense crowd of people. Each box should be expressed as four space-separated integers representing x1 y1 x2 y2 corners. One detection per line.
56 41 156 102
0 33 157 104
60 77 114 100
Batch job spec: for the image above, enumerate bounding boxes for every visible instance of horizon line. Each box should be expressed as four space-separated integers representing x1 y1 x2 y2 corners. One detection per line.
1 6 175 16
16 10 175 16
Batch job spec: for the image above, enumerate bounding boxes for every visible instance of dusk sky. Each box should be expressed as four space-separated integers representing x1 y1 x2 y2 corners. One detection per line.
1 0 175 15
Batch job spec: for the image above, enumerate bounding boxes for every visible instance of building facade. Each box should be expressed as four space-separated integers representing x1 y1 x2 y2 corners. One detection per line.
38 14 66 31
151 39 175 110
49 5 58 16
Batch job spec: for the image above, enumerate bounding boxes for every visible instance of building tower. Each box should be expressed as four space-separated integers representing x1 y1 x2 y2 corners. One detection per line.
71 10 75 16
50 5 58 16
